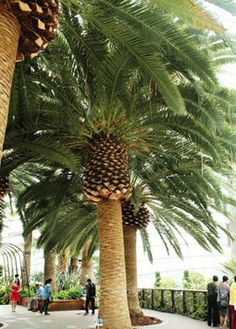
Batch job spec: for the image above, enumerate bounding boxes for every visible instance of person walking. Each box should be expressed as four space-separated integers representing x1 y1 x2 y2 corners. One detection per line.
84 279 96 315
207 275 219 327
40 278 52 315
229 276 236 329
218 276 230 329
10 278 20 312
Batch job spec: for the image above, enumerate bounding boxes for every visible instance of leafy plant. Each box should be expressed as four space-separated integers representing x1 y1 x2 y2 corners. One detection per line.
0 286 10 305
30 271 44 284
183 271 206 290
160 278 178 289
20 287 35 298
154 272 161 288
56 271 80 291
183 271 191 289
139 288 207 320
222 257 236 277
53 285 82 300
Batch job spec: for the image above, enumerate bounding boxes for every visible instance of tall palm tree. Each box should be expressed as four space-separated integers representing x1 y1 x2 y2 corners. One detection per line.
79 238 94 285
15 145 235 321
44 247 57 292
3 3 236 328
0 1 59 161
7 37 234 329
123 201 150 319
40 8 231 326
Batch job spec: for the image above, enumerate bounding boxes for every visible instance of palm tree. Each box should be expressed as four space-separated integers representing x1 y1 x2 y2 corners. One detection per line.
44 247 57 292
69 255 79 274
14 146 235 322
123 201 150 319
3 3 236 328
7 25 234 328
222 257 236 277
79 238 94 285
0 1 59 161
42 8 231 327
58 250 68 274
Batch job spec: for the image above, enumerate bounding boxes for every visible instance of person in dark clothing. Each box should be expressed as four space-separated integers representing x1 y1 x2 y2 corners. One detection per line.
84 279 96 315
207 275 219 327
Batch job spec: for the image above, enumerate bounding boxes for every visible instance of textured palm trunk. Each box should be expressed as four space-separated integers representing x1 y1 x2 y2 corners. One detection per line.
97 200 132 329
123 225 144 318
44 247 57 292
21 231 32 287
80 238 94 286
0 8 20 161
69 256 79 274
58 250 67 274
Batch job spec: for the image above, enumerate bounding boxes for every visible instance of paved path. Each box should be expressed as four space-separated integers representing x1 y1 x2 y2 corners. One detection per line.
0 305 208 329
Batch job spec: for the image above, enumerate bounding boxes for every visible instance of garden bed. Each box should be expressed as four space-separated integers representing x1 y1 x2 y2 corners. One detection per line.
21 297 85 311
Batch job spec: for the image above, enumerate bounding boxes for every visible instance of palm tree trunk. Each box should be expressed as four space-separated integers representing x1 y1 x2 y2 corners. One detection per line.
58 250 67 274
123 225 144 318
44 247 57 292
97 200 132 329
80 238 93 286
0 8 20 160
69 256 79 274
21 231 32 287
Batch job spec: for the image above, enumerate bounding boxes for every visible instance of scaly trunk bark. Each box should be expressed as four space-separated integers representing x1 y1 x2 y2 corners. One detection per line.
123 225 144 318
0 8 20 161
69 256 79 274
21 231 32 287
80 238 93 286
58 250 67 274
44 247 57 292
97 200 132 329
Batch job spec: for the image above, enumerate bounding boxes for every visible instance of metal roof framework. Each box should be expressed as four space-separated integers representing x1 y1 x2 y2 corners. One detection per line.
0 243 30 295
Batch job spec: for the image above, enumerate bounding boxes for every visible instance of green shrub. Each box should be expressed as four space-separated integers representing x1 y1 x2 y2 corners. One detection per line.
139 288 207 321
54 290 70 300
53 285 82 300
66 286 82 299
0 286 10 305
20 287 35 297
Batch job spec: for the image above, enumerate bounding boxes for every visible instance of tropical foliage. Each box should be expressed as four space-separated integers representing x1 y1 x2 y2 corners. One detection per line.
1 1 236 328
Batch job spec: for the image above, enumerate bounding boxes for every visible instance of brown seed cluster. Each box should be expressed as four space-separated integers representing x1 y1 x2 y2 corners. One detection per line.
84 138 132 203
122 201 150 229
0 177 9 198
2 0 59 61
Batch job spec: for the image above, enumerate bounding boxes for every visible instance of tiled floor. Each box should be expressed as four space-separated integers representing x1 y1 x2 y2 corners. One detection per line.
0 305 208 329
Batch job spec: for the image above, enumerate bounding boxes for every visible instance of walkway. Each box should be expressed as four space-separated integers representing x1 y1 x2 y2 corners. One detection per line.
0 305 208 329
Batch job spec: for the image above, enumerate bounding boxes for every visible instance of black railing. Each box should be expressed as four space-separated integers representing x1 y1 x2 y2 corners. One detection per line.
139 288 207 320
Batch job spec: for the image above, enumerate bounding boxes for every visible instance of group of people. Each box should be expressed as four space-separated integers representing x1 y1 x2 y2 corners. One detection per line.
9 274 53 315
207 275 236 329
30 278 53 315
9 275 96 315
